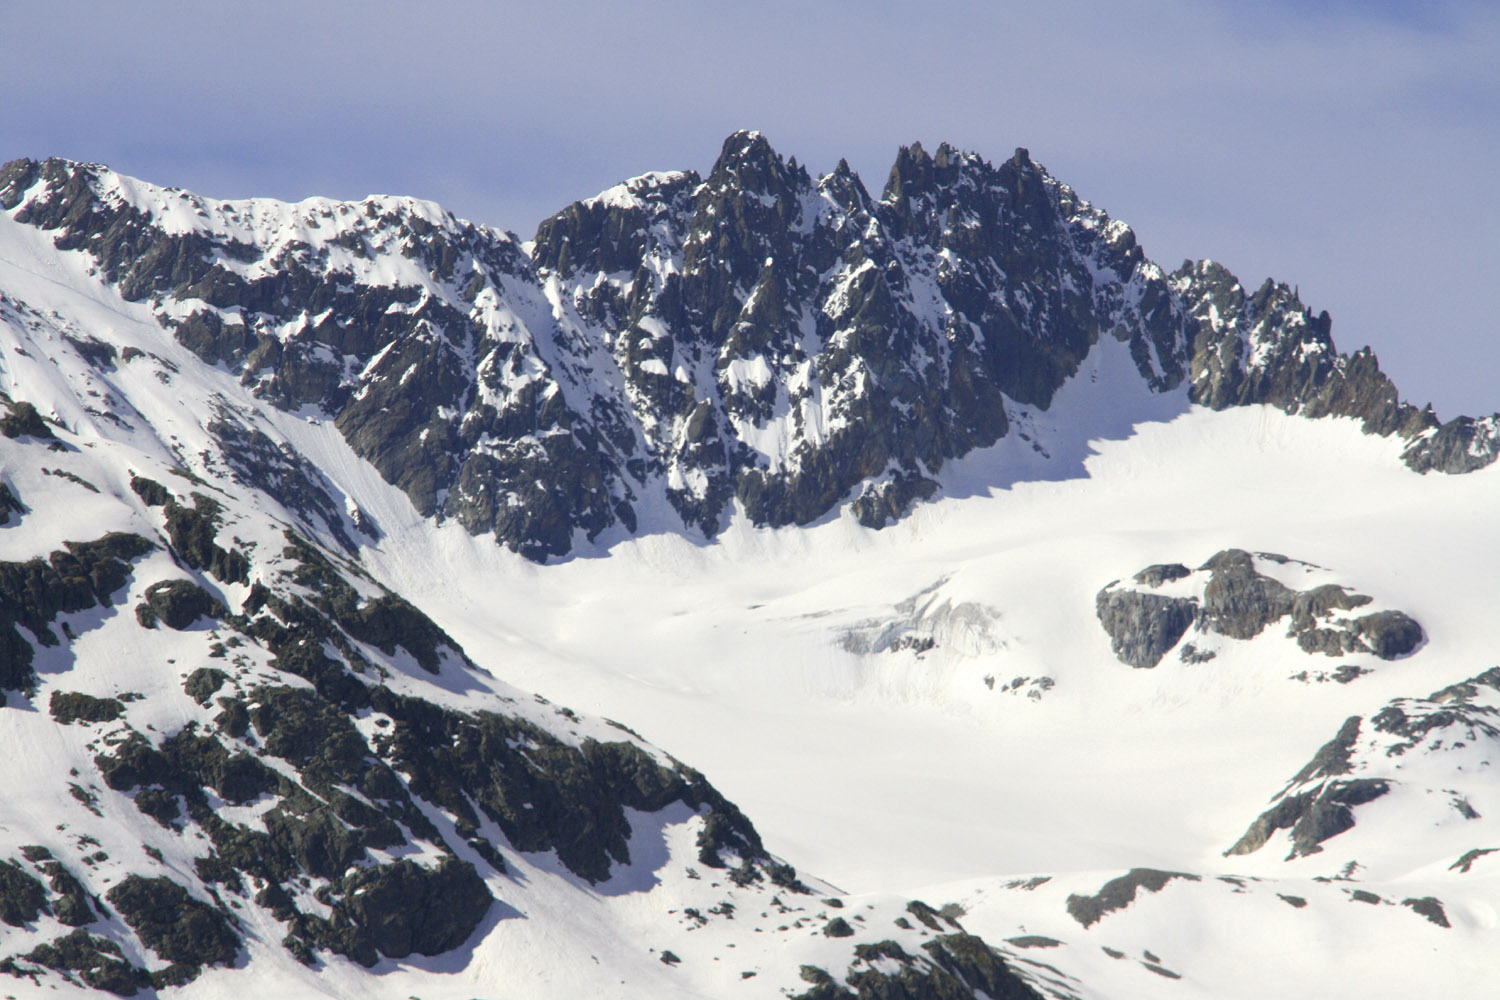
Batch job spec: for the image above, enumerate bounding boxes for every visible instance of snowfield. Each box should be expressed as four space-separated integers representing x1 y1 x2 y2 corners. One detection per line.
338 374 1500 998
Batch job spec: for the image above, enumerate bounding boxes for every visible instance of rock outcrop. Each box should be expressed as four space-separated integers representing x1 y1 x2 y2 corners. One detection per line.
1228 668 1500 860
1097 550 1424 668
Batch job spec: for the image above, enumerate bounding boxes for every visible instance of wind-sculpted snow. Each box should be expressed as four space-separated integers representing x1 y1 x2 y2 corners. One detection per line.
6 134 1490 562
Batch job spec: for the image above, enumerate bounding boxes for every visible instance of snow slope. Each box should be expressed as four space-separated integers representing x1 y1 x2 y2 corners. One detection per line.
363 388 1500 997
0 187 1040 1000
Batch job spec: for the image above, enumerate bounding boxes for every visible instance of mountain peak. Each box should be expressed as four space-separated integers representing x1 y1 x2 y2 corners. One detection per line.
1 135 1488 567
881 140 934 203
707 129 789 191
879 139 991 212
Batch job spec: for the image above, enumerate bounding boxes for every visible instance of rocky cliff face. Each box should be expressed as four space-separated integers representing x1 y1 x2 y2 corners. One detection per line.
3 134 1492 562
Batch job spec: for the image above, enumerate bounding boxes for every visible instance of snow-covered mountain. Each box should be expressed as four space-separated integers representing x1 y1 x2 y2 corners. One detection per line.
0 134 1497 998
4 135 1492 562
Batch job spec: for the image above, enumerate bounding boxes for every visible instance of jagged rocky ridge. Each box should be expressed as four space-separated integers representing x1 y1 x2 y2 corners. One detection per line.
1 134 1493 561
1096 549 1424 669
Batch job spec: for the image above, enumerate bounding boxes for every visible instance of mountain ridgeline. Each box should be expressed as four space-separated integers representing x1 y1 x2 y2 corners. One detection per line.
1 133 1491 560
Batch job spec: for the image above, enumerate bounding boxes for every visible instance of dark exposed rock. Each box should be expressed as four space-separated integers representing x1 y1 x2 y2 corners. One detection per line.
1095 588 1196 668
1099 551 1424 668
0 860 48 926
183 667 229 705
1180 261 1437 442
97 727 279 820
851 474 940 530
1179 643 1216 663
15 146 1485 994
1289 584 1372 645
823 916 855 937
162 493 249 585
1005 935 1062 949
918 932 1041 1000
1065 869 1200 927
1403 415 1500 474
1198 549 1294 640
150 963 205 989
1289 715 1363 784
1133 563 1190 587
342 594 453 675
1368 669 1500 759
367 685 767 883
43 866 96 927
18 847 96 927
793 965 847 999
855 940 912 964
44 467 101 493
105 875 240 975
322 857 491 962
0 220 1078 992
88 516 779 958
0 399 55 440
141 579 225 630
1227 778 1391 858
274 531 467 679
0 147 607 564
0 157 41 210
129 475 171 507
792 929 1041 999
90 504 786 968
1223 713 1399 858
0 481 24 525
20 929 152 997
906 899 952 932
1450 848 1497 873
1402 896 1450 927
1354 610 1424 659
63 334 118 369
1428 666 1500 705
49 690 125 725
208 410 362 552
0 532 153 698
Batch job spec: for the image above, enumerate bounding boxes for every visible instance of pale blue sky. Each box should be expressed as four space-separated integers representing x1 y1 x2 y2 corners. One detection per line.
4 0 1496 416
